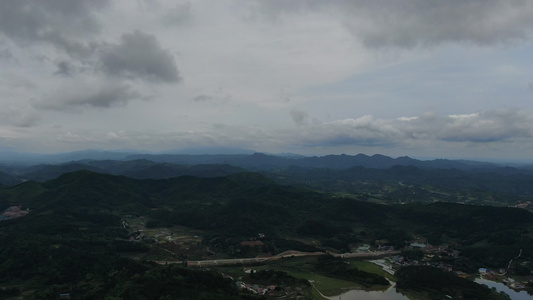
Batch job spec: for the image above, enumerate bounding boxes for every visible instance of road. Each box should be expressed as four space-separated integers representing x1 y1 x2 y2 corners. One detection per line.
153 249 401 267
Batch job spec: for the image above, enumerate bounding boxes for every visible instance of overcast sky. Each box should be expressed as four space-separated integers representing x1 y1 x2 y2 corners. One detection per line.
1 0 533 160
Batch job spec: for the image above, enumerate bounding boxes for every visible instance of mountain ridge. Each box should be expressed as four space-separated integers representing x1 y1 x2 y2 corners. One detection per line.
2 152 533 187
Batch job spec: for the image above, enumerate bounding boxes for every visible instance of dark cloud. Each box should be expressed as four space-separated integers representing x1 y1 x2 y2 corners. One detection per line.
0 0 108 57
36 80 145 112
54 61 75 76
252 0 533 48
193 94 212 102
346 0 533 48
100 31 180 83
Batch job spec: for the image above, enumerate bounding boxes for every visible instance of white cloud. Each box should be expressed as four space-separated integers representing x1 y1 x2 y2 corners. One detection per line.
397 116 419 122
448 113 480 119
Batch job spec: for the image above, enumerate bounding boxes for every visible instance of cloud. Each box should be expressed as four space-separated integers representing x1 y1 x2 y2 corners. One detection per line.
13 114 40 128
296 115 403 147
439 110 533 142
0 47 14 61
0 107 40 128
100 30 180 83
54 61 75 76
161 3 193 26
286 109 533 148
0 74 37 90
290 109 309 126
0 3 181 83
251 0 533 48
36 79 145 112
0 0 108 57
106 130 128 141
27 109 533 156
193 94 212 102
57 131 94 143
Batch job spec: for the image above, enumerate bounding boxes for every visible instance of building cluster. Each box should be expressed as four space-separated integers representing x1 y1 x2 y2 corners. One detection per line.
235 281 277 296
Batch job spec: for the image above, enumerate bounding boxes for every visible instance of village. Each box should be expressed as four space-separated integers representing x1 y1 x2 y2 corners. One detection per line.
370 240 532 293
118 215 533 297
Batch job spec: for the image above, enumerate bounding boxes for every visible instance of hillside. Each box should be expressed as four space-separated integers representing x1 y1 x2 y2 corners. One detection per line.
1 171 533 298
15 160 246 182
0 170 23 187
265 165 533 206
2 153 533 211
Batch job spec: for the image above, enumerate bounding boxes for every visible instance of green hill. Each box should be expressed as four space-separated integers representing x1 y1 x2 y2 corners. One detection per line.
1 171 533 298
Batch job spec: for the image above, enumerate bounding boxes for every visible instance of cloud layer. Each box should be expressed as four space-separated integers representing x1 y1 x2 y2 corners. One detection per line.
252 0 533 48
294 109 533 148
27 109 533 159
1 1 533 160
0 0 108 56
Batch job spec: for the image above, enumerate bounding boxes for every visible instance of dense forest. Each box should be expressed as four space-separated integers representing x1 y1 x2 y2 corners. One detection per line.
3 153 533 209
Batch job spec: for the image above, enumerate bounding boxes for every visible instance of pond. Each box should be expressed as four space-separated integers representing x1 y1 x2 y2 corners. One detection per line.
326 262 533 300
326 259 410 300
331 278 533 300
475 278 532 300
331 284 409 300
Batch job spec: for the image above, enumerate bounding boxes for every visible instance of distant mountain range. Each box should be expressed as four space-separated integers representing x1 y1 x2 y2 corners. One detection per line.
2 148 530 168
1 150 533 186
143 152 533 172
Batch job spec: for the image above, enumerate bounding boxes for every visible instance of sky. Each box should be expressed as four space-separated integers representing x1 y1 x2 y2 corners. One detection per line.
1 0 533 160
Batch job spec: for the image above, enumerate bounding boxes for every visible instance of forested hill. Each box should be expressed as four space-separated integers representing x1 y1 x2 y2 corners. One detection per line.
7 160 246 183
2 170 533 249
266 164 533 196
2 170 533 298
3 170 533 231
0 170 23 187
1 154 532 199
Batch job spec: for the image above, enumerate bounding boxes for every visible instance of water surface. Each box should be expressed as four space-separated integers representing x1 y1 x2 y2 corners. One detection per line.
332 287 409 300
475 278 532 300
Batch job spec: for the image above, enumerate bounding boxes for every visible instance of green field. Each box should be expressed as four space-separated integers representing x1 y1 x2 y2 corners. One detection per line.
350 260 396 281
217 256 394 298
